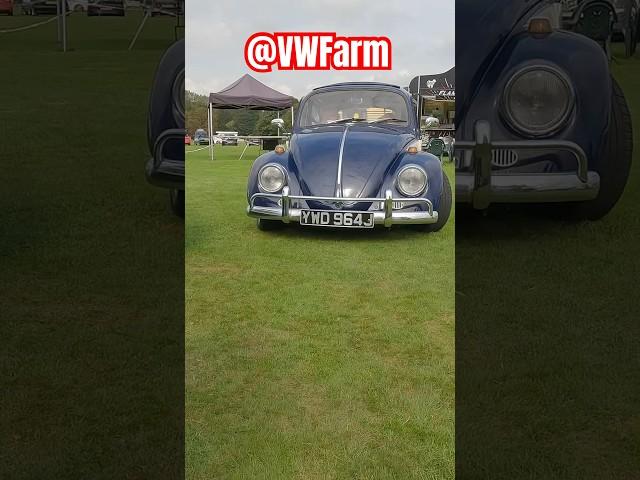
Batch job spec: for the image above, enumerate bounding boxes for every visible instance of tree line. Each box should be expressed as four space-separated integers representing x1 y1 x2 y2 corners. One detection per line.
186 90 298 136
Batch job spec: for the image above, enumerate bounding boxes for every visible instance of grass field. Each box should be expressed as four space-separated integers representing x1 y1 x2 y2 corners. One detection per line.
185 145 455 479
1 13 184 478
455 46 640 478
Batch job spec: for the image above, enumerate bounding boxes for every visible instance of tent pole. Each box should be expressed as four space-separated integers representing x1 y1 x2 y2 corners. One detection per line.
61 0 67 52
416 76 421 123
56 0 61 44
277 111 280 137
208 103 214 161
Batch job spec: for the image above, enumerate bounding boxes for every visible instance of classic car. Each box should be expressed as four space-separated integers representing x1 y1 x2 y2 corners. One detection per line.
28 0 60 15
247 82 452 232
456 0 633 220
87 0 125 16
561 0 639 57
193 129 210 145
145 39 185 217
0 0 13 15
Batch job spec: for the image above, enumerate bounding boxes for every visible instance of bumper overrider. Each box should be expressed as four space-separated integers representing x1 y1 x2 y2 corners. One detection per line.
146 128 185 190
456 121 600 209
247 187 438 227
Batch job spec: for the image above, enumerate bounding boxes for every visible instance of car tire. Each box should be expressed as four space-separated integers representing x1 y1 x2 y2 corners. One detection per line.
169 189 184 218
417 170 452 232
563 77 632 220
256 218 285 231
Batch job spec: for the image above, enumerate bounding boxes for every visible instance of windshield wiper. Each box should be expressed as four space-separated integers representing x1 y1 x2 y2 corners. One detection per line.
328 118 368 125
369 118 406 124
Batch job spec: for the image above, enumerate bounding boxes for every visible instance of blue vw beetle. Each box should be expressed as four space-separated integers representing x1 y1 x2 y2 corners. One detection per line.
456 0 632 220
146 39 185 217
246 82 452 232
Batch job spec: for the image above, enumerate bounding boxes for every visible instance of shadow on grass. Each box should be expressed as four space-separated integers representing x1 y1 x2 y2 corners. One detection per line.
256 222 449 243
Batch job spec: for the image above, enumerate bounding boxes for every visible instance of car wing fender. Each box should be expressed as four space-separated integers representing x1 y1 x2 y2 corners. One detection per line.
384 151 444 201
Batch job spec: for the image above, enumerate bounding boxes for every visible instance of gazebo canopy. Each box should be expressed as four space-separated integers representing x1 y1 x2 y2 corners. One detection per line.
409 67 455 101
208 74 295 110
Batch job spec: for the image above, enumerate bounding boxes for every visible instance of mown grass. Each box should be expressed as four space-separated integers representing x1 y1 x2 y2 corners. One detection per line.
1 13 183 479
455 46 640 479
186 144 455 479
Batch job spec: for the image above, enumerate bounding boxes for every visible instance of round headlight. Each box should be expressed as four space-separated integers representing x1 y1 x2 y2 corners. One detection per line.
172 68 185 125
258 164 286 193
503 66 574 137
397 165 427 197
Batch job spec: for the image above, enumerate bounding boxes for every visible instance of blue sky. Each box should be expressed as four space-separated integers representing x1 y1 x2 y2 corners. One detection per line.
186 0 454 99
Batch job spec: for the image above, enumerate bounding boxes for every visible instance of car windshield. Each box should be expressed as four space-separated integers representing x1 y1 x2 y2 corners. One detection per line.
298 89 410 127
195 130 206 138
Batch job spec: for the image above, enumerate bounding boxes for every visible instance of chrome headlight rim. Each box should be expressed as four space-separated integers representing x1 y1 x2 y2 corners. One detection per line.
171 68 185 126
258 163 288 193
396 164 428 197
501 64 575 138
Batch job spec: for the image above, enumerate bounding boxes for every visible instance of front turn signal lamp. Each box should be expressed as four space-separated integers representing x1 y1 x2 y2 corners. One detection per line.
528 18 552 36
275 145 286 154
407 140 422 155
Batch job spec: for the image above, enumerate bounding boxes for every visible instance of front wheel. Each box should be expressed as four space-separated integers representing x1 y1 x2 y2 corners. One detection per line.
416 170 452 232
563 78 632 220
256 218 285 231
169 189 184 218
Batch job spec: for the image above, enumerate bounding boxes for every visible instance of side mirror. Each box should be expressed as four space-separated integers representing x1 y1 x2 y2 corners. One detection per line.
271 118 285 129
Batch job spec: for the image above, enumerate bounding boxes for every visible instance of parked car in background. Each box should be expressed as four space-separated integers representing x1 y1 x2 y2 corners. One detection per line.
143 0 181 16
88 0 125 15
247 82 452 232
28 0 59 15
193 129 209 145
456 0 632 220
146 39 185 217
0 0 14 15
612 0 640 57
67 0 87 11
216 131 238 146
221 136 238 146
561 0 639 57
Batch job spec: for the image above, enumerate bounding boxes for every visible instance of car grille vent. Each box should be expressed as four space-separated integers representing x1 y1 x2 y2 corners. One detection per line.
491 149 518 168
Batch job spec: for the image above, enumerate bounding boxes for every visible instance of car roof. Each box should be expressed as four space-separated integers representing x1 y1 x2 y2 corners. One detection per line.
312 82 402 91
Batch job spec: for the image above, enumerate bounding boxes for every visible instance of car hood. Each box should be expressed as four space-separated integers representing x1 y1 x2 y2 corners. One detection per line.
290 124 414 199
457 0 549 122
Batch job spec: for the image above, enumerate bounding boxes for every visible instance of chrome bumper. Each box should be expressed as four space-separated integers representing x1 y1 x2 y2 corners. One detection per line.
456 121 600 208
247 187 438 227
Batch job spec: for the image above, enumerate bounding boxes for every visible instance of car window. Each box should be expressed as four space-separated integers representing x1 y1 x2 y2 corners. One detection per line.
299 90 410 127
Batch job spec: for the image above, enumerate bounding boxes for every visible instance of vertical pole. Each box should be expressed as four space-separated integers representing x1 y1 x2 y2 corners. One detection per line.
416 76 421 123
208 104 214 161
56 0 61 44
277 111 280 137
291 106 294 128
61 0 67 52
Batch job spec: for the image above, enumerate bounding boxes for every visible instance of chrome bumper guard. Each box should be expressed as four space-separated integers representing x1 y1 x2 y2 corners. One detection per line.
247 187 438 227
456 121 600 208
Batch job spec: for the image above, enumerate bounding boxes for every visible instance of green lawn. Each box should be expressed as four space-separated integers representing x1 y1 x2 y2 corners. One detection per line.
455 47 640 478
186 145 455 479
1 13 183 479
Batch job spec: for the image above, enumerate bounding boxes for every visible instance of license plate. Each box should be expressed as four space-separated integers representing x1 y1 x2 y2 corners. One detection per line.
300 209 374 228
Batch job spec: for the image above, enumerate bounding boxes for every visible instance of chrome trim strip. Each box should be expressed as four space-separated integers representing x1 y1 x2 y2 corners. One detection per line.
247 188 438 226
456 172 600 203
335 125 350 197
455 139 589 182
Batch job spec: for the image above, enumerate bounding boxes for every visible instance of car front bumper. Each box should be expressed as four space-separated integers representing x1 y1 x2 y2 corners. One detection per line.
455 121 600 209
146 128 185 190
247 187 438 227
